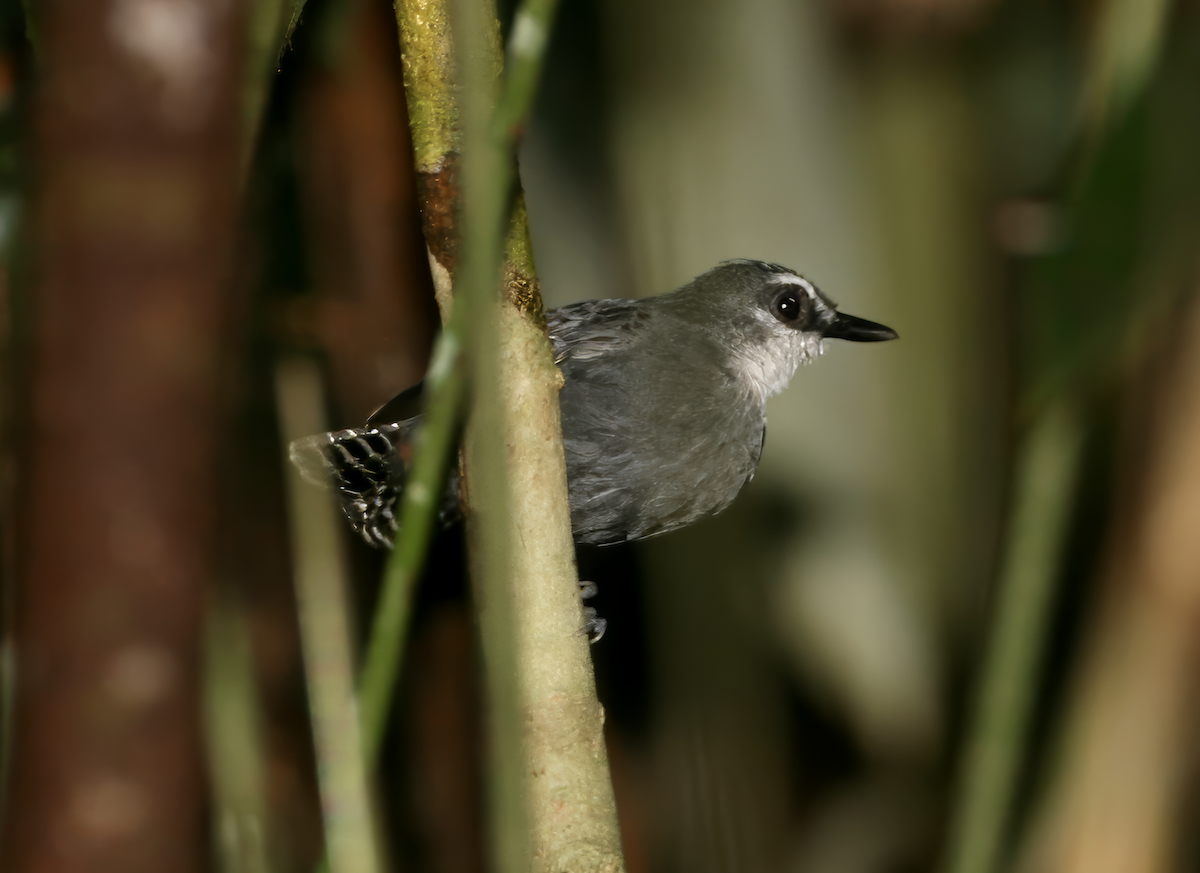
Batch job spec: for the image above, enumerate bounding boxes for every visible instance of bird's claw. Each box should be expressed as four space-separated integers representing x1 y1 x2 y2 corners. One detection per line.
578 580 605 643
581 607 607 644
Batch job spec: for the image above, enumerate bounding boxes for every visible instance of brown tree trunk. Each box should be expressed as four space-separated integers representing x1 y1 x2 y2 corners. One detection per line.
1 0 246 869
295 0 438 422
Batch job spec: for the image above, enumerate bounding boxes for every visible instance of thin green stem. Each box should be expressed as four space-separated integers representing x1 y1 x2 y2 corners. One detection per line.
943 401 1086 873
204 591 272 873
242 0 309 177
495 0 559 139
358 325 465 766
277 356 384 873
453 0 523 865
455 0 564 869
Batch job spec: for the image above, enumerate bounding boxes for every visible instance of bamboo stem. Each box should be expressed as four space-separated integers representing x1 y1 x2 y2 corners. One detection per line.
942 402 1085 873
385 0 628 868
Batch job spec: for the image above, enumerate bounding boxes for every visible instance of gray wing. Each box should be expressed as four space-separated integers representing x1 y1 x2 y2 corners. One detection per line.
546 299 650 365
549 297 762 545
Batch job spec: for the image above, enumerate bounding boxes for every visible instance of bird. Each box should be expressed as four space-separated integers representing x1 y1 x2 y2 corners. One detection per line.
291 259 897 552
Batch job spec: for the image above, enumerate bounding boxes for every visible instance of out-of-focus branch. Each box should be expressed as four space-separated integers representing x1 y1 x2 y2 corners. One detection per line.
451 2 526 864
242 0 308 172
277 357 383 873
1013 285 1200 873
943 403 1085 873
1077 0 1170 145
386 0 628 869
358 333 465 764
203 591 271 873
18 0 35 53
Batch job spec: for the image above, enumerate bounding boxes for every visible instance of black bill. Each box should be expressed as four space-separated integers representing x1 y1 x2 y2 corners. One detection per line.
822 312 898 342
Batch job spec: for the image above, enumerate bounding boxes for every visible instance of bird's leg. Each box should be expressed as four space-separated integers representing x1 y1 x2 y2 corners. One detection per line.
577 580 606 644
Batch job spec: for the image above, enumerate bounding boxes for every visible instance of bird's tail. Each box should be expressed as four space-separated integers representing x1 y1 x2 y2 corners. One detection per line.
290 421 457 549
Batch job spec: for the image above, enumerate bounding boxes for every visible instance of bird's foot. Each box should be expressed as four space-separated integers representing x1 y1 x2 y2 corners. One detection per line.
578 580 606 644
581 608 607 644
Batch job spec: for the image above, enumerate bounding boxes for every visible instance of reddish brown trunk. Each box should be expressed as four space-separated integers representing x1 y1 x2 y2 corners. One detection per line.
294 1 481 868
1 0 245 870
295 0 438 423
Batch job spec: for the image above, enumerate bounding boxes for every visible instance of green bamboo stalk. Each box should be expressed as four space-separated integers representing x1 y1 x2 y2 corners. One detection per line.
942 402 1086 873
358 329 465 765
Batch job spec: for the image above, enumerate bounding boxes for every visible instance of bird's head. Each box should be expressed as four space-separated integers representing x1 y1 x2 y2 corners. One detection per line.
676 259 898 402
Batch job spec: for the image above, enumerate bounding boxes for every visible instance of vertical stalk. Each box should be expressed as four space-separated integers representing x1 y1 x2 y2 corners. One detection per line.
385 0 628 869
276 357 383 873
942 402 1085 873
0 0 246 867
204 591 272 873
358 333 466 765
451 0 525 864
242 0 309 172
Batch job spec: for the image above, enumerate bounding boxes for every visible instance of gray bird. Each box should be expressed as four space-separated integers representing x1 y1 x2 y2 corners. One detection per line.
292 259 896 550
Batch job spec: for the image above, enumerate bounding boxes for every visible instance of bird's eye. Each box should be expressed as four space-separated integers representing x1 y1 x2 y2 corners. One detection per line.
771 290 803 324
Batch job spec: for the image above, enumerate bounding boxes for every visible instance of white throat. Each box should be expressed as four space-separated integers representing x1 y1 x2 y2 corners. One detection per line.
733 329 824 404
